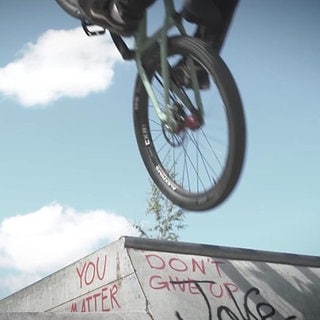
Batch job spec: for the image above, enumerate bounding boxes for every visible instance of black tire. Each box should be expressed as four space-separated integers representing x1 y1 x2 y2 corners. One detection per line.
133 36 246 211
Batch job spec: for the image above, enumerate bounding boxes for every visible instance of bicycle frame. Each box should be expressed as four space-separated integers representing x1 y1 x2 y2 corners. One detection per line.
110 0 204 131
80 0 246 211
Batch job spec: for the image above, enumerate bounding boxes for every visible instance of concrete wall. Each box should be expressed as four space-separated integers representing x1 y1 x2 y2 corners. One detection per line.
0 238 146 315
129 245 320 319
0 312 150 320
1 236 320 319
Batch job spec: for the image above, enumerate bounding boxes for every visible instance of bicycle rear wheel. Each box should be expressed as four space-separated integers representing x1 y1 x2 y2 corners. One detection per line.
133 36 245 211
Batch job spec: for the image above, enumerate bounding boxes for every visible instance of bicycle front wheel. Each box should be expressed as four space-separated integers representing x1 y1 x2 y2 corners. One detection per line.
133 36 246 211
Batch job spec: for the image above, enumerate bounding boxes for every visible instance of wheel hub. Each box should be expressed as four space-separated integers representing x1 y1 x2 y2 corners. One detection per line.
183 115 201 130
166 102 201 134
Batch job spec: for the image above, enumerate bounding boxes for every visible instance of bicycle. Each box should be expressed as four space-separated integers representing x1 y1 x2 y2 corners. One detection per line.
58 0 246 211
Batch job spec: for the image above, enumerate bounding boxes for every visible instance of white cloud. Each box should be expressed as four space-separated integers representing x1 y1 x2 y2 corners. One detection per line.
0 203 137 296
0 27 122 107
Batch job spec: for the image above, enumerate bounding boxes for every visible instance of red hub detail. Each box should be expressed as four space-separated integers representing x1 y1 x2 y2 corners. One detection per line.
184 115 200 130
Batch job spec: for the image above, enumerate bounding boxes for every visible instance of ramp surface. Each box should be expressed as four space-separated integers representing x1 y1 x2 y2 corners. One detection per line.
0 236 319 319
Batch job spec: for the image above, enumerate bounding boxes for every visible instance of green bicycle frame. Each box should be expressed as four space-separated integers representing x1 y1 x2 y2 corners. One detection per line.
133 0 204 130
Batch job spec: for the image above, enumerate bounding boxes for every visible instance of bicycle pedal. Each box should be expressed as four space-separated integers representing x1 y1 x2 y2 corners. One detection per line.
81 21 106 36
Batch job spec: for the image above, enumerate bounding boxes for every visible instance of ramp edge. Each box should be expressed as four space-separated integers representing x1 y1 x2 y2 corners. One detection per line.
123 236 320 267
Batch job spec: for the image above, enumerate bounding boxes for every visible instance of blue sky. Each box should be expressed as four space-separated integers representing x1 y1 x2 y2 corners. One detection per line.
0 0 320 298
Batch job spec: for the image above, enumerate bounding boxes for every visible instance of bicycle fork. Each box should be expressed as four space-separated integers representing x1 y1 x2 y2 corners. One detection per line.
134 1 204 133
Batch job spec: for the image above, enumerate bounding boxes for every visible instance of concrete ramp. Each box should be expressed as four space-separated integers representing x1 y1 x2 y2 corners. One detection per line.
0 236 320 319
